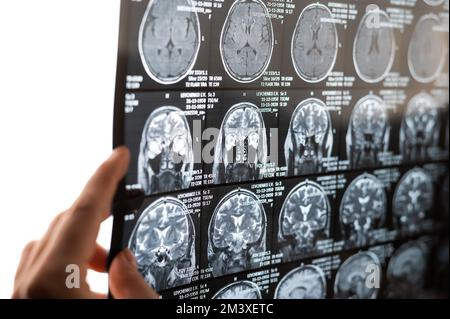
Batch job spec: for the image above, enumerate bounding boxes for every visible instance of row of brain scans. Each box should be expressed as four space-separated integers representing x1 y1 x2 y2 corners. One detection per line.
138 0 448 85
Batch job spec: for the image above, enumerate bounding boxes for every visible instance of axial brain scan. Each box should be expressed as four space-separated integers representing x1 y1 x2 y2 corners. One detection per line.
291 3 338 83
220 0 274 83
334 252 381 299
139 0 201 84
275 265 327 299
278 181 330 262
408 14 447 83
213 102 267 184
340 174 387 247
129 197 196 292
400 93 440 162
138 106 194 195
346 95 390 169
285 98 333 176
353 9 395 83
208 189 266 277
213 281 262 299
393 168 434 232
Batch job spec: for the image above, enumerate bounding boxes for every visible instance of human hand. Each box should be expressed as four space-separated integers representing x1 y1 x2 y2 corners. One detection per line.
12 147 159 299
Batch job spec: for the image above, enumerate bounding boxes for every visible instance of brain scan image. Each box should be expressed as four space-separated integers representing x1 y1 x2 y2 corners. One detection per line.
400 93 440 162
284 98 333 176
334 252 381 299
213 103 267 184
129 197 196 292
393 168 434 232
275 265 327 299
220 0 274 83
353 8 395 83
213 281 262 299
278 181 330 262
138 107 194 195
139 0 201 85
408 14 447 83
346 95 390 169
340 174 387 247
208 189 267 277
291 3 338 83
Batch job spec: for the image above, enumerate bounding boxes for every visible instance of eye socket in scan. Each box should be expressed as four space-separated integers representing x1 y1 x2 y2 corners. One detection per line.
212 281 262 299
291 3 338 83
220 0 274 83
275 265 327 299
128 197 196 292
139 0 201 85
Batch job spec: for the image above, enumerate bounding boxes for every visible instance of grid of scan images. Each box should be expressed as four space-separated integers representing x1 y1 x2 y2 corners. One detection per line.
113 0 450 299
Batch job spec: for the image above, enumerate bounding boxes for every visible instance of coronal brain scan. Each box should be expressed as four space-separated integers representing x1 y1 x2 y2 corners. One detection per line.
129 197 196 292
138 106 194 195
400 93 440 162
275 265 327 299
285 98 333 176
213 102 267 184
220 0 274 83
346 95 390 169
393 168 434 231
278 181 330 261
334 252 381 299
139 0 201 84
208 189 266 277
339 174 387 247
213 281 262 299
353 8 395 83
408 14 447 83
291 3 338 83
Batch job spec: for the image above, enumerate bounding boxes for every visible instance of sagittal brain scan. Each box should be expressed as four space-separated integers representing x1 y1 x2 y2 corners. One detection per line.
213 103 267 184
334 252 381 299
220 0 274 83
139 0 201 84
213 281 262 299
353 8 395 83
339 174 387 247
138 106 194 195
346 95 390 169
208 189 266 277
284 98 333 176
408 14 447 83
291 3 338 83
400 93 440 162
393 168 434 231
274 265 327 299
129 197 196 292
278 181 330 261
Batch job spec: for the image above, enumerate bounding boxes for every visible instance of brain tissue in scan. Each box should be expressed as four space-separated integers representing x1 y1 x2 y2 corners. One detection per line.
408 14 447 83
208 189 267 277
339 174 387 248
284 98 333 176
139 0 201 85
129 197 196 292
213 103 267 184
213 281 262 299
334 252 381 299
400 93 440 162
278 181 330 262
220 0 274 83
393 168 434 232
291 3 338 83
275 265 327 299
346 95 390 169
138 106 194 195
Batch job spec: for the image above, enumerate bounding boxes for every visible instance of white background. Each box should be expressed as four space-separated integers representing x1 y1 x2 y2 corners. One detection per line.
0 0 121 298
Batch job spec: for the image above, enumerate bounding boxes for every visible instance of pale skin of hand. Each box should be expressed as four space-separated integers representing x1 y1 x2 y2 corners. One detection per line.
13 147 160 299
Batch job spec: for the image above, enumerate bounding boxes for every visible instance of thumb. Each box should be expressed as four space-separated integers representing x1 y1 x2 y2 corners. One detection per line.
109 249 160 299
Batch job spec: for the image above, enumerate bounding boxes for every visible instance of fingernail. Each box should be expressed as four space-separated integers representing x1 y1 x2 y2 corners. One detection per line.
121 249 137 268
